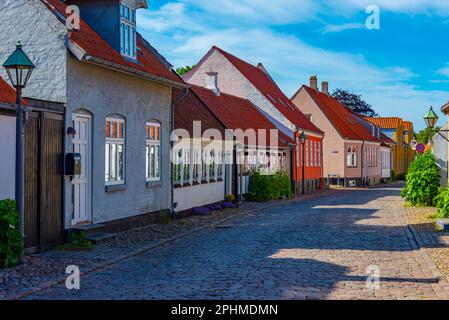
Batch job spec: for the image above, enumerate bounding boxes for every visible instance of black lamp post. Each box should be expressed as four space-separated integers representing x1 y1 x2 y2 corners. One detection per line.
300 131 307 195
423 106 449 142
3 42 35 260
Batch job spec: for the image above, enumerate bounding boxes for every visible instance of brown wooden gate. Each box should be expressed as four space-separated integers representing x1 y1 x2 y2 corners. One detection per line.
24 111 64 252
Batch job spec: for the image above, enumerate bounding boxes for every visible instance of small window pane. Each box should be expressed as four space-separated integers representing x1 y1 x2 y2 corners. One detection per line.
112 121 118 138
118 144 124 181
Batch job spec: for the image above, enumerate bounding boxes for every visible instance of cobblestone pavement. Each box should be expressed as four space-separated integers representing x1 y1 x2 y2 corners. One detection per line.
21 184 449 300
405 205 449 284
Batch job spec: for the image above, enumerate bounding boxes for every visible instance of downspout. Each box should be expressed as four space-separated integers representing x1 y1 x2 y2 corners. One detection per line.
361 140 366 187
289 127 299 194
170 87 189 219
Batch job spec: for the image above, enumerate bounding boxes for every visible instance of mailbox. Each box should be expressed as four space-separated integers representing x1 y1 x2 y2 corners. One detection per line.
65 153 82 176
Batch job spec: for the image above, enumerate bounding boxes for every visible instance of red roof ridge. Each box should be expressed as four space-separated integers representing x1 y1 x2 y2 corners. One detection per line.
41 0 185 88
210 47 323 135
303 85 379 142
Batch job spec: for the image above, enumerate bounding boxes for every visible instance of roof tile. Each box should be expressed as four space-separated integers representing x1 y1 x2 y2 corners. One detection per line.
190 85 292 148
209 47 323 135
303 86 379 142
42 0 183 85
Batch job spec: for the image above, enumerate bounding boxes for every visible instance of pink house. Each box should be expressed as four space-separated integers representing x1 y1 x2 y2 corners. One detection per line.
291 77 382 187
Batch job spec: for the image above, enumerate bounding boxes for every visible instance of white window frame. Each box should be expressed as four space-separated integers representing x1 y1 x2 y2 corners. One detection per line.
318 141 321 167
306 140 309 167
105 116 125 185
120 1 137 59
347 146 357 167
146 121 161 182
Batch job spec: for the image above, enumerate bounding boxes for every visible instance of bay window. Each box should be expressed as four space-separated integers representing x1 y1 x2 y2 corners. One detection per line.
105 116 125 185
146 122 161 181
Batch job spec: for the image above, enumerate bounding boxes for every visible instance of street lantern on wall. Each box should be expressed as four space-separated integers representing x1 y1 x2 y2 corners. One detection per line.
423 106 449 142
2 42 35 263
424 106 439 130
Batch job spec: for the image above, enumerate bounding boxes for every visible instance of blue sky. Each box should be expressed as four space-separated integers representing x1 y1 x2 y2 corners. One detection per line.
137 0 449 131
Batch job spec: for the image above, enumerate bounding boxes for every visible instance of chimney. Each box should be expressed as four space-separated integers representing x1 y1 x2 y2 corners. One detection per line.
257 63 268 74
205 71 220 96
310 75 318 91
321 81 329 95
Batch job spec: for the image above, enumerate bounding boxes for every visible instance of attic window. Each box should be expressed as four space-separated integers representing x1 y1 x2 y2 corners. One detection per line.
120 1 137 59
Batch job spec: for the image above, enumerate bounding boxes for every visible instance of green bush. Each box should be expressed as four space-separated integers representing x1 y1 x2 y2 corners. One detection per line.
401 152 440 206
434 188 449 218
390 170 397 182
0 199 22 268
248 171 292 202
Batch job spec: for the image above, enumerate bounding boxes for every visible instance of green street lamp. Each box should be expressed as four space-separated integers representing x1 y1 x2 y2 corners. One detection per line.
3 42 35 262
300 131 307 195
423 106 449 142
424 106 439 130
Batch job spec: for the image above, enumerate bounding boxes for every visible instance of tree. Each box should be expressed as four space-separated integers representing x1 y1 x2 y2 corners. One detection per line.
415 127 441 144
175 65 195 77
332 89 378 117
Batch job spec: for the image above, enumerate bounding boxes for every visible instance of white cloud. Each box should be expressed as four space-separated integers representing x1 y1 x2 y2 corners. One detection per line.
137 1 448 130
322 23 366 33
437 63 449 78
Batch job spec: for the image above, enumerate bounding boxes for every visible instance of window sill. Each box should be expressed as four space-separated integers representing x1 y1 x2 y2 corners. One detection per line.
217 178 224 182
174 184 183 189
105 184 128 193
201 180 208 184
146 180 163 189
193 181 200 186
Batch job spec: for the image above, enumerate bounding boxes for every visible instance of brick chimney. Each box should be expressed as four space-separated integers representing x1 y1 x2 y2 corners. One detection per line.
310 75 318 91
321 81 329 95
205 71 220 96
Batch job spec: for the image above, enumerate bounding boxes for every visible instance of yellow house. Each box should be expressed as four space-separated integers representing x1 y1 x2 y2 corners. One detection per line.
402 121 415 169
364 117 413 176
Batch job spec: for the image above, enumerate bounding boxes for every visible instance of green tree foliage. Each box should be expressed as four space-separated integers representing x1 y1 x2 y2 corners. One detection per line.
434 188 449 218
248 171 292 202
415 126 441 144
332 89 378 117
401 152 440 206
0 200 22 268
175 65 195 76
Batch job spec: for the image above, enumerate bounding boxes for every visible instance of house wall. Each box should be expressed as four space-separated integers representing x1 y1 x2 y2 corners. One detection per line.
175 182 225 212
0 114 16 200
0 0 68 103
292 88 345 179
381 146 392 179
433 124 448 187
186 50 296 135
65 57 172 227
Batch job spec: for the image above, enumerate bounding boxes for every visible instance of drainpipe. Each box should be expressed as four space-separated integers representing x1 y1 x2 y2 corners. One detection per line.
361 140 366 187
170 87 189 219
289 128 299 194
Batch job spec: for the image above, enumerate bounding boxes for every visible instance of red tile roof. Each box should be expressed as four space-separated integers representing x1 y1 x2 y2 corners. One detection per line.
0 77 28 106
173 88 226 137
0 77 18 105
190 85 292 148
41 0 184 86
380 133 396 145
403 121 413 131
189 46 323 135
301 86 380 142
363 117 403 130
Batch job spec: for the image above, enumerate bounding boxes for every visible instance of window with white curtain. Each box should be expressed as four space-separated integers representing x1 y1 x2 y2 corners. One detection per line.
306 140 309 167
105 116 125 185
146 122 161 181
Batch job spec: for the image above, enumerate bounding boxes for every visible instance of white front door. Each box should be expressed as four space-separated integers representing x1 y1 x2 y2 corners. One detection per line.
72 113 92 225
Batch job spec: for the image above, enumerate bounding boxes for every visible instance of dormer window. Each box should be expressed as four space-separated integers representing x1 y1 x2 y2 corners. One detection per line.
120 1 137 59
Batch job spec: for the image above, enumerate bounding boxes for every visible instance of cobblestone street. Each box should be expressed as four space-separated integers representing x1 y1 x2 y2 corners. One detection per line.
18 184 449 299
